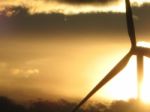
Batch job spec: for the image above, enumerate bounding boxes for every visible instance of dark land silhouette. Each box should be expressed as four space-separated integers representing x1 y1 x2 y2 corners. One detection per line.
0 96 150 112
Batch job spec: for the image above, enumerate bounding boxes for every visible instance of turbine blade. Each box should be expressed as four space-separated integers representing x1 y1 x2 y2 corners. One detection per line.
137 55 144 100
125 0 136 47
72 52 132 112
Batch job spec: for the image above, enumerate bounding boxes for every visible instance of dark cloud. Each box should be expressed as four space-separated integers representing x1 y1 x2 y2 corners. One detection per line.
0 4 150 39
58 0 118 4
0 6 125 35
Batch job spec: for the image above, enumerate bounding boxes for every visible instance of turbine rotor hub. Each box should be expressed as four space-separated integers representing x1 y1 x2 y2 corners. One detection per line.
131 46 150 56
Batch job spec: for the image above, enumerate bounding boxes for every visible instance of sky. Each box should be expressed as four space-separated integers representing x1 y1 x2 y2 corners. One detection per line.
0 0 150 103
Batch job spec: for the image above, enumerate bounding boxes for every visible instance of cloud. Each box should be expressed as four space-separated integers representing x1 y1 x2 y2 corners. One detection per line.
0 0 150 15
57 0 118 4
10 68 39 78
0 63 39 78
0 0 122 15
11 68 20 75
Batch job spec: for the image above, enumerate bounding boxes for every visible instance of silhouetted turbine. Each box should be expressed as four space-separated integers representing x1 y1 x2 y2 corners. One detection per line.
72 0 150 112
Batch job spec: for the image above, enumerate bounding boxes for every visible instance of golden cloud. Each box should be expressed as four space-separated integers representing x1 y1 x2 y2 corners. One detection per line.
0 0 150 15
10 68 39 78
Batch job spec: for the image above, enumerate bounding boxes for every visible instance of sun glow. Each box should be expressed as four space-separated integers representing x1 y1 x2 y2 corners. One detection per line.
137 41 150 48
141 57 150 103
103 57 150 103
138 41 150 104
96 42 150 103
103 56 137 101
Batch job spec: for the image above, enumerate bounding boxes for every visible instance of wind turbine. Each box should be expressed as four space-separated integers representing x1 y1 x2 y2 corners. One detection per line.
72 0 150 112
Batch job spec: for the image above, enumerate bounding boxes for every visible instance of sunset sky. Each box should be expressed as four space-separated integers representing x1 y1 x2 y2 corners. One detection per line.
0 0 150 103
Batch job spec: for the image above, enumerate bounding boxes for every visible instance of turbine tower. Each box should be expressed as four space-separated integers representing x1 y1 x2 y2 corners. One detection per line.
72 0 150 112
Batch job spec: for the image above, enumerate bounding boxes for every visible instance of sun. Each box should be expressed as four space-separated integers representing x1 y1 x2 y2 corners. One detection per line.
98 42 150 103
102 56 137 101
